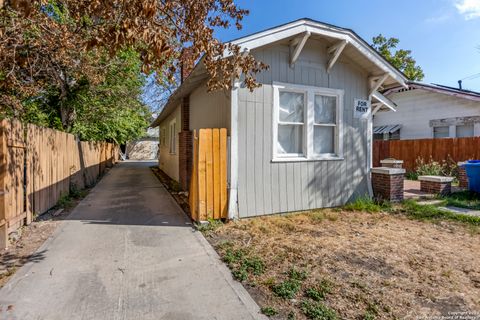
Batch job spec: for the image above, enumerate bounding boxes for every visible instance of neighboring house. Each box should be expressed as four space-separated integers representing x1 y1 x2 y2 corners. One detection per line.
374 82 480 140
151 18 407 218
126 127 159 160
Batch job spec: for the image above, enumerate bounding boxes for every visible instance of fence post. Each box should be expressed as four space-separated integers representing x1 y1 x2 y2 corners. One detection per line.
0 121 7 248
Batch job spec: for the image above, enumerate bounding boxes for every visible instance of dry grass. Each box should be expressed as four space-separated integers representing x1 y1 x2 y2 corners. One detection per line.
207 210 480 319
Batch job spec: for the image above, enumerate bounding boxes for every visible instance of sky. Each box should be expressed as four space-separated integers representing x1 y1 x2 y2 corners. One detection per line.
213 0 480 91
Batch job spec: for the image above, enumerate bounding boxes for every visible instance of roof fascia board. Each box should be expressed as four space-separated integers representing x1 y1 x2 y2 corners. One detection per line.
230 20 406 86
372 91 397 112
384 84 480 102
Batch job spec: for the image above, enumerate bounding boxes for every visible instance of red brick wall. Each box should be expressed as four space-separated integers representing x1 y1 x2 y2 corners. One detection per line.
458 166 468 189
372 172 404 202
420 180 451 195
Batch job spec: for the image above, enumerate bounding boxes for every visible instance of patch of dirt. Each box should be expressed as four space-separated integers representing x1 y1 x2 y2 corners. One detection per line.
207 211 480 319
150 166 190 215
0 190 91 288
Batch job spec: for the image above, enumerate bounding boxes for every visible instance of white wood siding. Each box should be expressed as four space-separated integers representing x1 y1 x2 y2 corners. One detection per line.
190 84 231 132
158 106 181 181
237 40 370 218
374 89 480 139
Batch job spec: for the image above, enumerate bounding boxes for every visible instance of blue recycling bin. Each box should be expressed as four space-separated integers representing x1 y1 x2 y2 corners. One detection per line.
463 160 480 193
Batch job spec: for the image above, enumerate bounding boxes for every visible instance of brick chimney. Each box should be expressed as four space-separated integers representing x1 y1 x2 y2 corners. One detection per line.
180 47 195 83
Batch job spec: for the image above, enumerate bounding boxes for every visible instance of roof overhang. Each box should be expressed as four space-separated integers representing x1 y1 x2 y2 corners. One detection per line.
151 18 409 127
384 81 480 102
228 19 408 88
374 124 402 134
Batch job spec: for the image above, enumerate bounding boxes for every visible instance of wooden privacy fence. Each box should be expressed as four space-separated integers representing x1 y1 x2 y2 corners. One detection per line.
189 128 228 221
1 119 117 248
373 137 480 172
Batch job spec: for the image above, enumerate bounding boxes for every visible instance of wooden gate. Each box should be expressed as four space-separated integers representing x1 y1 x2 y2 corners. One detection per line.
0 119 31 248
189 129 228 221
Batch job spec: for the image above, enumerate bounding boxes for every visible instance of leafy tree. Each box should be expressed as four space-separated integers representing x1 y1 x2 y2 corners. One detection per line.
0 0 267 129
68 49 150 144
372 35 425 81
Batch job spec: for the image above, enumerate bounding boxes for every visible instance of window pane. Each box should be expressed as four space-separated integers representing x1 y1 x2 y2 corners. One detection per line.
456 124 474 138
433 126 449 139
277 124 303 154
314 126 334 154
279 91 304 123
314 95 336 124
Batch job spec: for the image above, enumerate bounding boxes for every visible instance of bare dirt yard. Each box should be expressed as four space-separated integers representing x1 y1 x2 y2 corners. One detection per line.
205 209 480 319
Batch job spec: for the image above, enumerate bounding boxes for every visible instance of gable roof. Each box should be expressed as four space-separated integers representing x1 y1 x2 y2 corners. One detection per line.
151 18 408 127
383 81 480 102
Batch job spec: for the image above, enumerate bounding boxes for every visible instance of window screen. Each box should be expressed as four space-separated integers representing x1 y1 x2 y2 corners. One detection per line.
433 126 449 139
456 124 474 138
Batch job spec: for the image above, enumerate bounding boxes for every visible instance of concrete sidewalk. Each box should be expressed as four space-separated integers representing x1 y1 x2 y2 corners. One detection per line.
0 161 264 320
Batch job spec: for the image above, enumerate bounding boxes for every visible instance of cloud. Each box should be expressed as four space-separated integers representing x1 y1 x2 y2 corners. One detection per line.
455 0 480 20
425 13 451 24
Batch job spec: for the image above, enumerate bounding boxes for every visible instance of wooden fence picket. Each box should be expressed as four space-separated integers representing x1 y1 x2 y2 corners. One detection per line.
188 128 228 221
0 119 117 248
374 137 480 172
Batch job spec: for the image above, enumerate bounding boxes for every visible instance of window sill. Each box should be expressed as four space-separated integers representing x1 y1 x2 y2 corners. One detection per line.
271 156 344 163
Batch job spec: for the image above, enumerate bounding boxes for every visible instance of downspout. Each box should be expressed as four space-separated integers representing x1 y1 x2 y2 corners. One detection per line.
228 80 240 219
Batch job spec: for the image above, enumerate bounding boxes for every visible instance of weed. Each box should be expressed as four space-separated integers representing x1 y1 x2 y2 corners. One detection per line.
69 184 88 199
262 277 276 287
308 211 325 222
223 248 245 265
363 311 376 320
261 306 278 317
401 199 480 226
344 197 390 213
272 279 301 299
305 279 333 301
196 219 223 234
287 312 296 320
441 191 480 210
232 268 248 281
301 300 337 320
405 171 418 181
56 194 73 209
288 267 308 281
363 302 379 320
222 248 265 282
243 256 265 275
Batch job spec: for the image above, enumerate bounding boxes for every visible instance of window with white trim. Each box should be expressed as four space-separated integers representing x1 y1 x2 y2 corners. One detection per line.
169 120 176 154
273 83 344 161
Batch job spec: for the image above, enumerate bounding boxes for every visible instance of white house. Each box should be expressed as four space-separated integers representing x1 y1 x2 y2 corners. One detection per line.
151 18 407 218
374 82 480 140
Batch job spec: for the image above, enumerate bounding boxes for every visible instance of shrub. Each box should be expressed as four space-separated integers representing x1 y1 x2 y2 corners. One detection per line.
414 156 458 180
301 300 338 320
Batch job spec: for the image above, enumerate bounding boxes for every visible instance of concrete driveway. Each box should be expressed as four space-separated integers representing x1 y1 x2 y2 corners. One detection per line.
0 161 264 320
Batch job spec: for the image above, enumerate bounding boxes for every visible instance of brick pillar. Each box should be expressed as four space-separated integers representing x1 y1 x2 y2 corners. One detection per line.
371 167 405 202
380 159 403 169
419 176 454 195
178 96 192 191
458 162 468 189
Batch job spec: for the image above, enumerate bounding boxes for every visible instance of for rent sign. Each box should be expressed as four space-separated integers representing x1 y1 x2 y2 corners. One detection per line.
354 99 370 119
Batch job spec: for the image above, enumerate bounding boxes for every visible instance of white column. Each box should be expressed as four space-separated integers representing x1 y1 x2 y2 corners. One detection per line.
227 81 240 219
